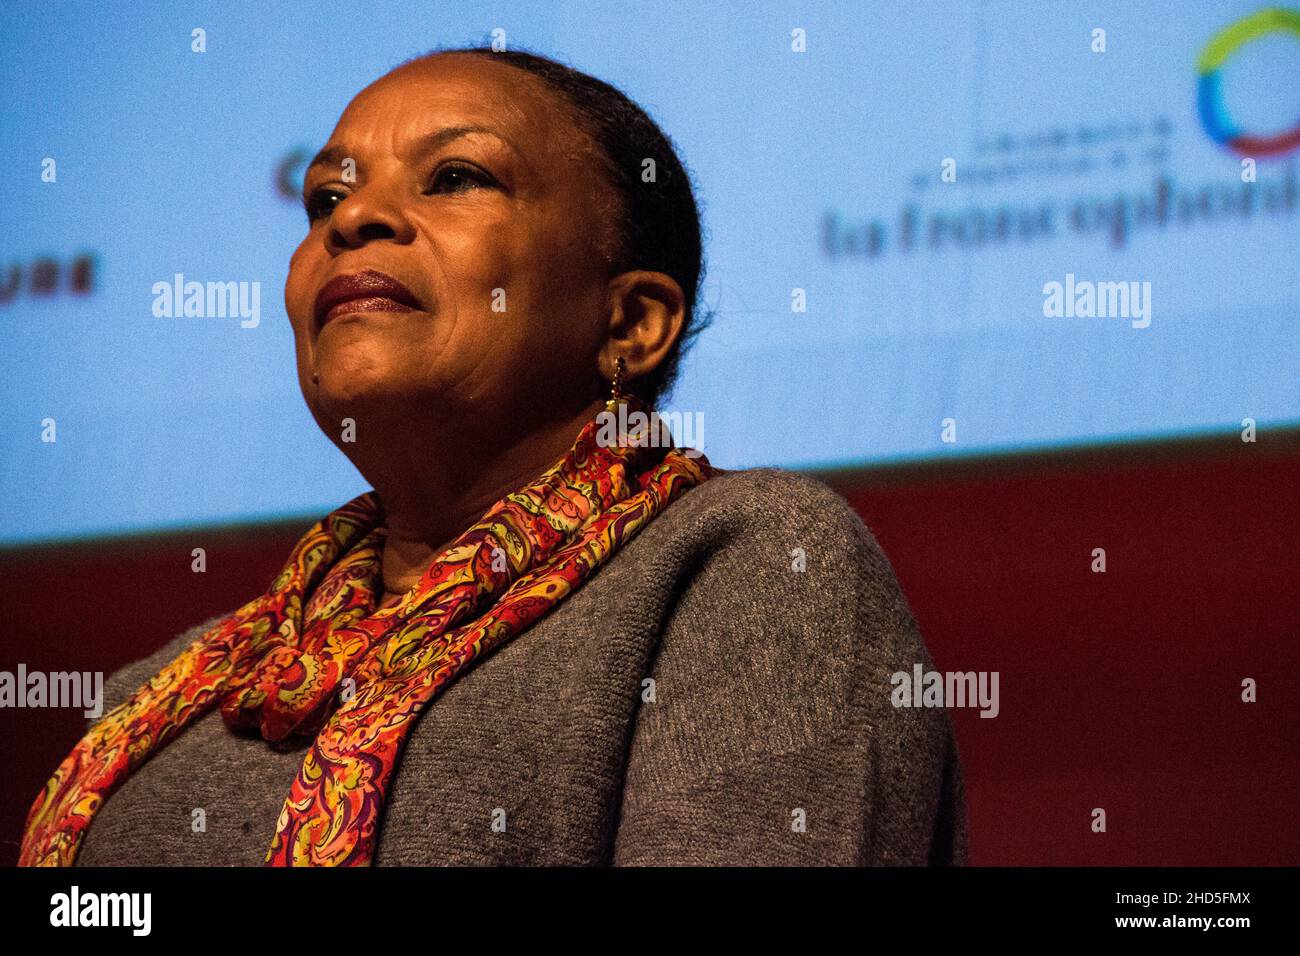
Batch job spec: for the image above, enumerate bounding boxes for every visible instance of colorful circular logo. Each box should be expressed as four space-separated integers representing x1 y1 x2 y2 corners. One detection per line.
1197 7 1300 156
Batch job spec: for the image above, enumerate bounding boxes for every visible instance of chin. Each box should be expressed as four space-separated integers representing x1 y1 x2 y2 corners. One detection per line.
312 357 458 421
308 359 398 410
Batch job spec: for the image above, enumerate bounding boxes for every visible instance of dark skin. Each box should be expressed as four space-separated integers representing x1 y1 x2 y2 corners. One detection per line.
285 53 686 608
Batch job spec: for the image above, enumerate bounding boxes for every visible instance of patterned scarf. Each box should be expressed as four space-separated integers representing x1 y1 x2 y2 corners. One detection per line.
20 398 713 866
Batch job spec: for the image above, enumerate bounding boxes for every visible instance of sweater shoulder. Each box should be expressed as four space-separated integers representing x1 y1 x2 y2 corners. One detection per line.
657 465 887 562
643 465 923 666
670 465 867 527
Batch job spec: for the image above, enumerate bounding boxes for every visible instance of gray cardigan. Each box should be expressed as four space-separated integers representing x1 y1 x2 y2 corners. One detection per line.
74 468 967 866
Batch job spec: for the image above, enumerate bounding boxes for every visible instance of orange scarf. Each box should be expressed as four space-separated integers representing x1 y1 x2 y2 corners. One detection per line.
20 399 713 865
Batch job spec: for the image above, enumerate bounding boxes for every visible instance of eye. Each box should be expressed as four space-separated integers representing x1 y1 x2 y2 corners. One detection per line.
303 186 347 223
428 162 498 194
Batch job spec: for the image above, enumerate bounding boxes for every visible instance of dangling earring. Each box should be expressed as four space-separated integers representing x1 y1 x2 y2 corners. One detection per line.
605 356 628 413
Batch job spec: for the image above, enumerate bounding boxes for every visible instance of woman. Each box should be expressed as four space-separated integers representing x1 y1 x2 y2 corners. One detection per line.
20 48 965 867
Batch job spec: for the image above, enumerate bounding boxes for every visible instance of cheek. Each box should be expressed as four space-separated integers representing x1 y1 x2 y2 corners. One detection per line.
431 228 536 354
435 224 515 305
284 238 319 333
513 241 607 364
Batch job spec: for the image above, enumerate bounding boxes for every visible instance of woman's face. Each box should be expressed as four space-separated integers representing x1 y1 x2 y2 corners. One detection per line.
285 53 619 434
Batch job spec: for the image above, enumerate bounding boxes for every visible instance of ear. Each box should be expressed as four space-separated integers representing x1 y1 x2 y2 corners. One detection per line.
597 270 686 390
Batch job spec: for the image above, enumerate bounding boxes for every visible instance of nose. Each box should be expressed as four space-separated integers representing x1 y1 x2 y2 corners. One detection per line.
325 181 417 251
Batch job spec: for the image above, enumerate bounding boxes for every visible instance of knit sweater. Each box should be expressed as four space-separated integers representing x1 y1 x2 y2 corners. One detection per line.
73 467 967 866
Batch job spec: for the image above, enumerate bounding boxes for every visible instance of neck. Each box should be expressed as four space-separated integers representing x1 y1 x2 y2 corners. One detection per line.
346 396 607 600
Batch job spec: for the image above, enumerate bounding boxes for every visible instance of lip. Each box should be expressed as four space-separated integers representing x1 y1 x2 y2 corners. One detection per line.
314 269 423 330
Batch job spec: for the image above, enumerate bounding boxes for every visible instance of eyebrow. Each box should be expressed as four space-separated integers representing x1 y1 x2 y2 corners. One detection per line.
305 125 513 177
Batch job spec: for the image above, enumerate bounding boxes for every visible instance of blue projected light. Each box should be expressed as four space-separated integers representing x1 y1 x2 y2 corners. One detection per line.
1 1 1298 544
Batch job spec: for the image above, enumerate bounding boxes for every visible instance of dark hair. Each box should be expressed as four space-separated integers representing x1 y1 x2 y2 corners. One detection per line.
401 46 710 406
